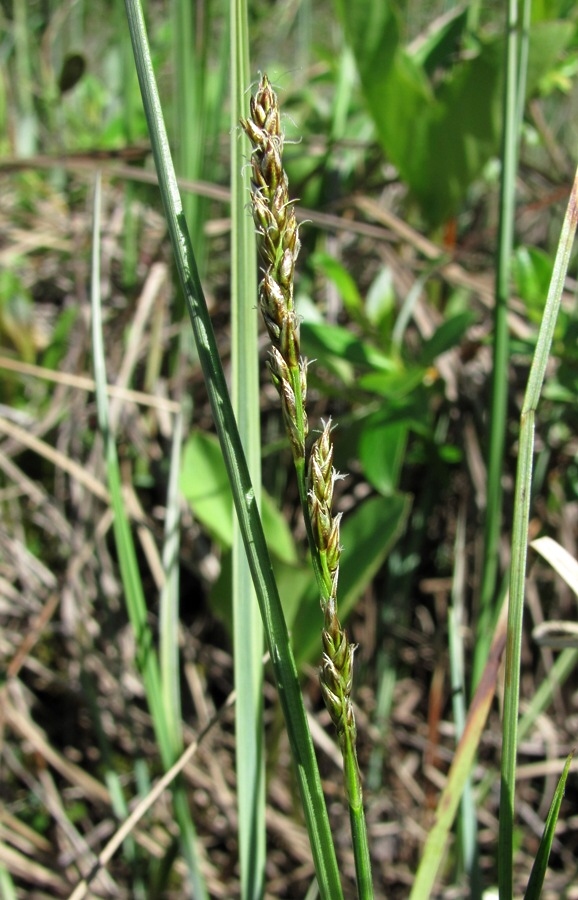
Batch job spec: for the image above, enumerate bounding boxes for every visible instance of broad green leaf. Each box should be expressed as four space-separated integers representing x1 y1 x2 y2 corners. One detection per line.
359 365 428 399
410 6 469 76
365 266 396 330
311 252 365 318
334 0 574 225
526 21 576 98
420 311 477 366
180 429 233 546
301 321 396 372
181 430 298 564
359 419 407 496
210 553 314 635
513 246 554 312
407 34 504 223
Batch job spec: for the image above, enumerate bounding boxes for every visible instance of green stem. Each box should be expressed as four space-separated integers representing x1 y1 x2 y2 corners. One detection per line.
342 731 373 900
498 172 578 899
123 4 344 896
474 0 520 688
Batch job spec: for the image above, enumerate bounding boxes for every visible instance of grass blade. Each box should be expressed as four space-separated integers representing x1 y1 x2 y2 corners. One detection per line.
524 752 574 900
123 3 343 895
160 410 184 756
498 169 578 898
474 0 523 685
230 2 266 897
90 173 208 900
409 599 508 900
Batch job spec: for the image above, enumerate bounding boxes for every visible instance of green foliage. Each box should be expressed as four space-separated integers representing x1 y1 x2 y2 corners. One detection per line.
524 753 574 899
40 307 78 371
180 429 297 564
514 245 555 317
4 0 578 896
0 269 37 363
181 428 410 670
333 0 575 226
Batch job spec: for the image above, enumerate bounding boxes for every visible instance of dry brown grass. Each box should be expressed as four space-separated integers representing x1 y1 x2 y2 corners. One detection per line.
1 156 578 898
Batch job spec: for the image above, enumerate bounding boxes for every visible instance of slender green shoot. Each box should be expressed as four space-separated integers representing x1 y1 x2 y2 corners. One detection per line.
524 752 574 900
448 506 479 893
230 3 266 898
474 0 523 685
122 5 343 896
498 169 578 899
159 410 184 757
90 172 208 900
0 863 17 900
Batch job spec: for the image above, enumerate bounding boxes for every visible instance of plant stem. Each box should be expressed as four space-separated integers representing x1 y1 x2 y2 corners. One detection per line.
241 74 373 900
498 171 578 899
123 7 344 896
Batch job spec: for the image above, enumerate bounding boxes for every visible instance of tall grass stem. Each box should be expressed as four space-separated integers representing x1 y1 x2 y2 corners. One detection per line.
90 173 208 899
474 0 522 686
230 2 266 897
123 4 344 895
498 170 578 898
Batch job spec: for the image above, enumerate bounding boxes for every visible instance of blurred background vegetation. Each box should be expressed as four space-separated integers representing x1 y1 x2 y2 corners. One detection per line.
2 0 578 896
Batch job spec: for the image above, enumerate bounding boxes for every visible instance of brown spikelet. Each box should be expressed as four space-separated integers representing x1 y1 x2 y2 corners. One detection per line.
243 76 357 748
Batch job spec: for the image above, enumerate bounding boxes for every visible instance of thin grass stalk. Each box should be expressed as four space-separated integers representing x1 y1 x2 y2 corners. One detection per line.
498 170 578 899
230 2 266 897
90 173 208 900
0 864 17 900
159 410 184 756
12 0 36 155
91 172 170 761
241 75 373 899
122 5 343 895
448 507 480 895
515 0 532 135
474 0 521 687
119 6 140 289
518 647 578 740
173 0 203 262
409 597 508 900
524 752 574 900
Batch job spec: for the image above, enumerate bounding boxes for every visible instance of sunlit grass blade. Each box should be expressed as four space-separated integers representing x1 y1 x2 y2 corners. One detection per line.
0 862 17 900
448 507 480 893
475 0 524 686
160 410 184 756
230 2 266 898
524 752 574 900
91 173 170 759
122 3 344 896
90 173 208 900
409 598 508 900
12 0 37 155
498 168 578 899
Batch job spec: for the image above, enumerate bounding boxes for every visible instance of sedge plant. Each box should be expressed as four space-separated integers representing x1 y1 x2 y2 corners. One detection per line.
240 74 373 899
124 0 345 895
